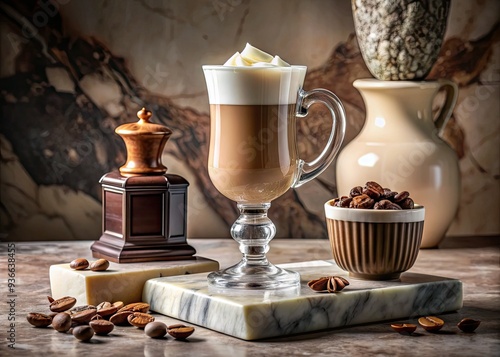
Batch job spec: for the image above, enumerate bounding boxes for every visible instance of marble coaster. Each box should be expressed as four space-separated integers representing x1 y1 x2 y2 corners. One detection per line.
50 257 219 306
143 260 463 340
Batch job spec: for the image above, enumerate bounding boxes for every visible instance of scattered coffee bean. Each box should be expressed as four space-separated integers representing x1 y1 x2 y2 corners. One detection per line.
89 259 109 271
69 305 96 315
168 324 195 340
71 309 97 325
145 321 167 338
331 181 417 210
98 306 118 318
52 312 72 333
73 325 94 341
26 312 52 328
112 301 124 310
418 316 444 332
118 302 150 313
457 318 480 333
70 258 89 270
90 319 115 335
109 311 133 326
391 323 417 335
128 312 155 328
50 296 77 312
97 302 112 310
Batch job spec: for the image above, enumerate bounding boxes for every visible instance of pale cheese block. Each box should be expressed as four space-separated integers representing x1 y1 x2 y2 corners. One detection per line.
50 257 218 305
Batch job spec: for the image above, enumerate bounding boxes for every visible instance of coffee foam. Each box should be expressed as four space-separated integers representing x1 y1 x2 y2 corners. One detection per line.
202 66 307 105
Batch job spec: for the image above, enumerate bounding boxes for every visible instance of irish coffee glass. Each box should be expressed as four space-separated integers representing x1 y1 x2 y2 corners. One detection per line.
203 65 346 290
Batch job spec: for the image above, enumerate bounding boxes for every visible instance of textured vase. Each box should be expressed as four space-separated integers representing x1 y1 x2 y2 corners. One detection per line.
336 79 460 248
352 0 450 80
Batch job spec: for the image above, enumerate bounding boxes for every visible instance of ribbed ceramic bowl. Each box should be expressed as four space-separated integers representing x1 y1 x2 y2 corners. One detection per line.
325 200 425 280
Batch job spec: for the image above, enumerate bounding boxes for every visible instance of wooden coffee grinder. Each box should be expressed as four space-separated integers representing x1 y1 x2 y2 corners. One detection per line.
91 108 195 262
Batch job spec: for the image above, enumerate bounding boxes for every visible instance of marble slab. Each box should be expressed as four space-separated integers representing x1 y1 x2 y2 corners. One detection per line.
143 260 463 340
50 257 219 305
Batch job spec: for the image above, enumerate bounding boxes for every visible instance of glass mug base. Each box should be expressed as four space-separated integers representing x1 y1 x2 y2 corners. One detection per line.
208 261 300 290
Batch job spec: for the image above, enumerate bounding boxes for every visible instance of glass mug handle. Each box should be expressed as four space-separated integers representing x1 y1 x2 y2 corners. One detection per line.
292 88 346 188
434 79 458 136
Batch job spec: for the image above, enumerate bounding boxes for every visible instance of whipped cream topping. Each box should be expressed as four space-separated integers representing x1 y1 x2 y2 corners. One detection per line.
224 43 290 67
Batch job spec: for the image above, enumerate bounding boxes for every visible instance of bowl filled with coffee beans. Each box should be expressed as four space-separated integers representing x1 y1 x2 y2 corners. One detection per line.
324 181 425 280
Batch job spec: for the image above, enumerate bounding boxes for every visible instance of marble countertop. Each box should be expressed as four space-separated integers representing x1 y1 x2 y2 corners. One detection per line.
1 237 499 356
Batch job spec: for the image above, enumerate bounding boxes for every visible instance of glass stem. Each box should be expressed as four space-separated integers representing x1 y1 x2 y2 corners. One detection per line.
231 203 274 267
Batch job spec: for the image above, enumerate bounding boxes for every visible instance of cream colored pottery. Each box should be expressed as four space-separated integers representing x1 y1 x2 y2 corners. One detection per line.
336 79 459 248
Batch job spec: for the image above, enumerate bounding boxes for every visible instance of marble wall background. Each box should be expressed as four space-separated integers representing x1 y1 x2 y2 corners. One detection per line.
0 0 498 241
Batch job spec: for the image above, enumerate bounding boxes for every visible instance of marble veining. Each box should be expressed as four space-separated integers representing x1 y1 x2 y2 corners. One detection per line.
143 260 463 340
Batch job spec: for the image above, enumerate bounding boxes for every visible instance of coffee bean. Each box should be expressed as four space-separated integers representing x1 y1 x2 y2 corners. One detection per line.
98 306 118 318
69 305 96 315
399 197 415 209
50 296 77 312
391 323 417 335
70 258 89 270
71 309 97 324
339 196 353 207
109 311 133 326
394 191 410 203
52 312 72 333
118 302 150 313
418 316 444 332
366 181 384 195
168 325 195 340
26 312 52 328
145 321 167 338
349 186 363 197
382 188 397 201
457 318 480 333
374 200 402 210
112 301 124 310
128 312 155 328
73 325 94 341
350 194 375 209
331 182 417 210
364 181 384 199
90 319 115 335
89 259 109 271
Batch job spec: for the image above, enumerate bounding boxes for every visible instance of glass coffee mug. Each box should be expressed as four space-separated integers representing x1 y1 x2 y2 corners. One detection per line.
203 65 346 290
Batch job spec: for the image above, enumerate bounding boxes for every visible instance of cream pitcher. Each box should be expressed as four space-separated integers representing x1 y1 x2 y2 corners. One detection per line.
336 79 459 248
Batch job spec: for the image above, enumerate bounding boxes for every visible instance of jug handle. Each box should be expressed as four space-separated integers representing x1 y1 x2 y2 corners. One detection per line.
292 88 346 188
434 79 458 136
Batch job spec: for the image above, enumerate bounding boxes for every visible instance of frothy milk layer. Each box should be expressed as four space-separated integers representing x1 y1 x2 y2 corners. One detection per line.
203 44 306 105
203 66 306 105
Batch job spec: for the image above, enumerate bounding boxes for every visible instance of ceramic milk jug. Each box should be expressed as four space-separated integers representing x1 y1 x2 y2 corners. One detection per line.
336 79 460 248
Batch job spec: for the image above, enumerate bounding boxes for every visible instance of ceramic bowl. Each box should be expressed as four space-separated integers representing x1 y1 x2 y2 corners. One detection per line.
324 200 425 280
